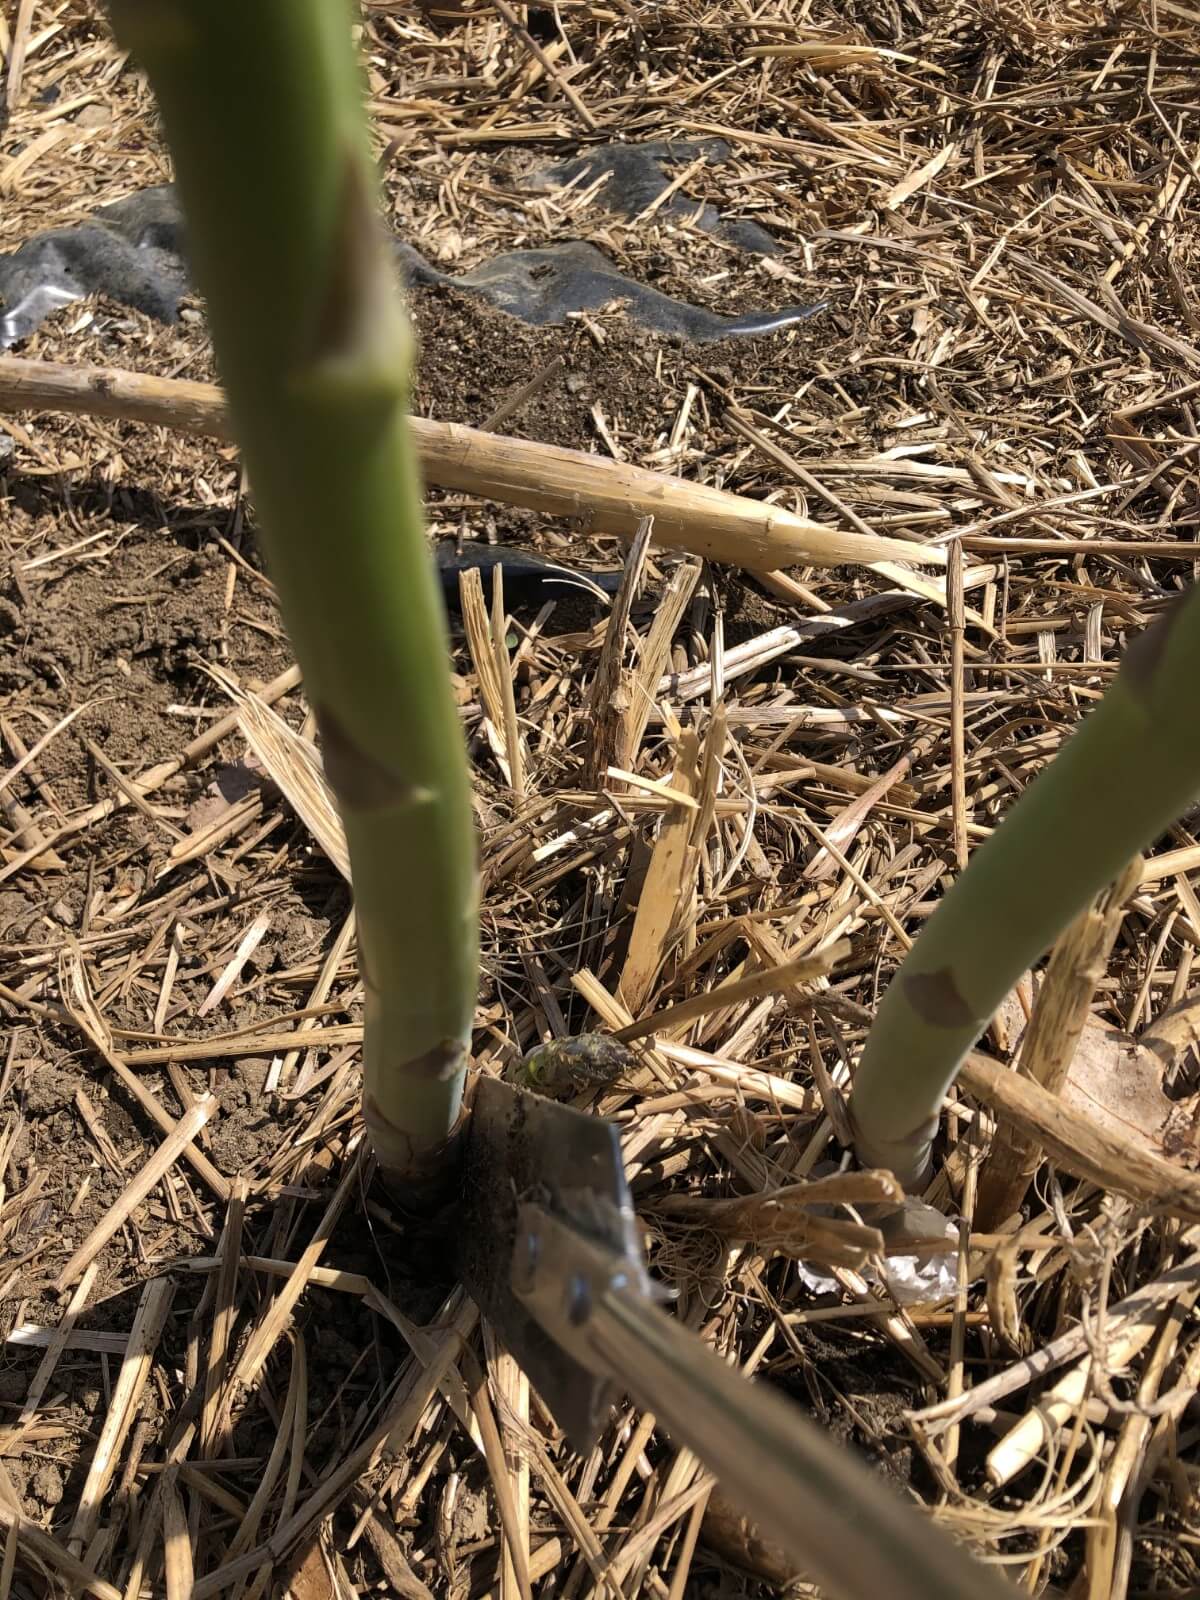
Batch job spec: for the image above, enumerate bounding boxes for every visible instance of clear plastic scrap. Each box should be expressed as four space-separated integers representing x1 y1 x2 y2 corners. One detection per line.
796 1195 961 1307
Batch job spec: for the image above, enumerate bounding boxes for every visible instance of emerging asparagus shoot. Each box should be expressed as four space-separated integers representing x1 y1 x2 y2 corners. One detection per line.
109 0 479 1190
850 586 1200 1187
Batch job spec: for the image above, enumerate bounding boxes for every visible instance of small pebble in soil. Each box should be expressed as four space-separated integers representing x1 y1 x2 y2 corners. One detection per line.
30 1461 65 1509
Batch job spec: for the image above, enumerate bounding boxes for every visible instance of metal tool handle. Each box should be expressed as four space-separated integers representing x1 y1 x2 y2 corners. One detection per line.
516 1204 1012 1600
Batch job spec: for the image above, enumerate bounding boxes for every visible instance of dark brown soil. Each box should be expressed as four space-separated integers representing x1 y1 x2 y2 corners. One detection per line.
7 2 1200 1592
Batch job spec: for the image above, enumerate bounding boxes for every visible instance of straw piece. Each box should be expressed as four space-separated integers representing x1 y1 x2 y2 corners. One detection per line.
200 1176 248 1455
55 1099 216 1292
197 910 271 1016
961 1053 1200 1220
976 862 1142 1229
617 559 701 771
0 355 945 574
986 1310 1164 1488
161 1470 195 1600
60 947 231 1203
0 1505 121 1600
67 1277 174 1552
231 689 350 881
618 730 702 1014
587 518 653 786
483 1327 530 1600
220 1139 362 1404
614 941 848 1044
491 568 527 797
463 1346 533 1600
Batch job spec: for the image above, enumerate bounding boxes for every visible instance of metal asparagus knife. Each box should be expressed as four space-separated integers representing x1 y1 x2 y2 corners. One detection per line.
458 1074 1013 1600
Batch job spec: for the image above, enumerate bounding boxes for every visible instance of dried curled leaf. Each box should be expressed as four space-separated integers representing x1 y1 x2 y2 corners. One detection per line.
655 1169 903 1271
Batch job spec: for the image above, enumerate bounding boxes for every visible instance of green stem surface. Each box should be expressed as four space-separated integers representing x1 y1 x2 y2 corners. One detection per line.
110 0 478 1182
851 587 1200 1187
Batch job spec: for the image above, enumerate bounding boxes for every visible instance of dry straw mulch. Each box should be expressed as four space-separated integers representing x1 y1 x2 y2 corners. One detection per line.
3 0 1200 1597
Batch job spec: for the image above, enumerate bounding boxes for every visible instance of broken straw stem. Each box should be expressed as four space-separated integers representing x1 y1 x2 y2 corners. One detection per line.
0 352 943 578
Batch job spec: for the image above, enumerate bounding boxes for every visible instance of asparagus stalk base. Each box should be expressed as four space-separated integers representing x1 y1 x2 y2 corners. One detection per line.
850 588 1200 1186
109 0 479 1181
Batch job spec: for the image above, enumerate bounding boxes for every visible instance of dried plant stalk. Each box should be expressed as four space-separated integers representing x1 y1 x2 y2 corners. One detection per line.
0 354 945 576
66 1278 174 1552
617 557 701 770
614 940 849 1044
655 1169 901 1269
619 730 702 1013
959 1053 1200 1219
